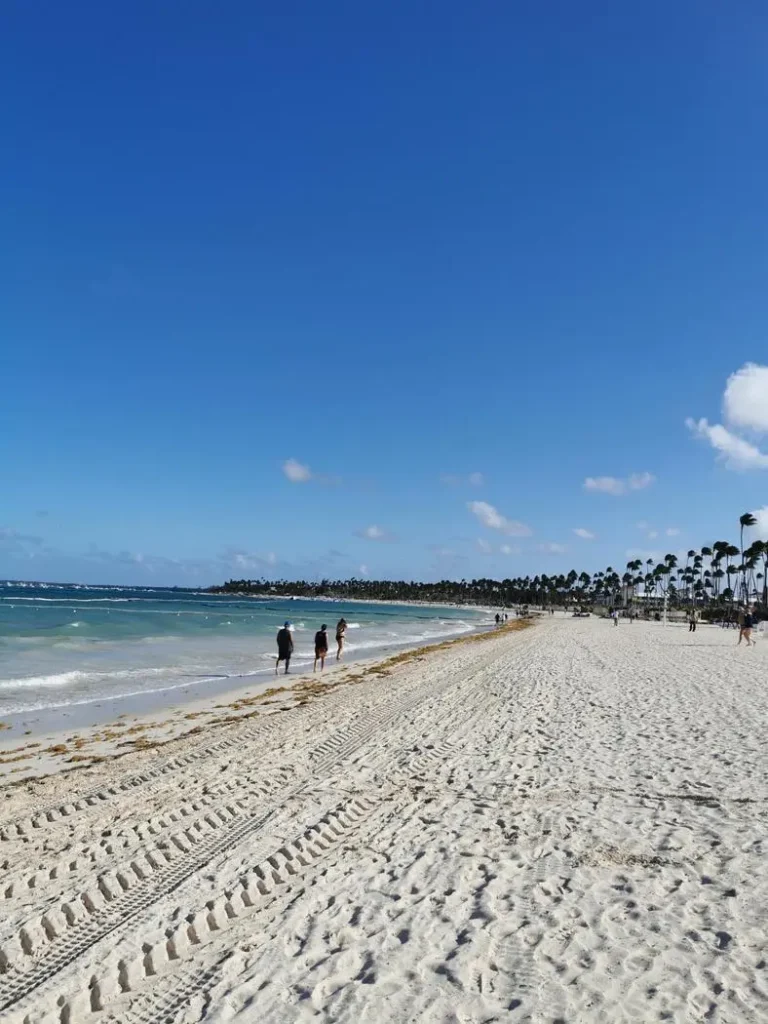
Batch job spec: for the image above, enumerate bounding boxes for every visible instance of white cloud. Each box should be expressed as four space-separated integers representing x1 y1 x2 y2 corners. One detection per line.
723 363 768 433
584 476 625 495
648 530 658 539
628 472 655 491
359 564 369 576
476 537 492 554
538 542 567 554
584 472 655 496
685 418 768 470
282 458 312 483
468 472 485 487
666 527 680 537
572 527 595 540
356 524 395 542
500 543 521 555
753 506 768 540
686 363 768 471
636 520 649 530
467 501 532 536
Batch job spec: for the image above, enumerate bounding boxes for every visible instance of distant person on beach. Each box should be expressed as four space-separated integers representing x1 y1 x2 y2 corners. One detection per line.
495 613 501 627
688 609 697 633
738 608 755 647
276 622 293 674
335 618 347 661
314 624 329 672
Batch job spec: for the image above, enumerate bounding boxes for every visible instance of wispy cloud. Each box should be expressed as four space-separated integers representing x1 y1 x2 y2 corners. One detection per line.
572 527 595 540
500 543 521 555
426 544 467 573
584 472 655 496
0 527 43 546
282 458 313 483
665 527 680 537
476 537 492 554
355 524 396 542
686 418 768 470
625 548 664 562
686 363 768 470
359 564 369 576
428 544 458 559
467 501 532 536
538 542 567 554
441 472 485 487
217 547 280 573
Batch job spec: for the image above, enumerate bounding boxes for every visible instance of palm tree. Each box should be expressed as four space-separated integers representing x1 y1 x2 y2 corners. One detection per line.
739 512 757 604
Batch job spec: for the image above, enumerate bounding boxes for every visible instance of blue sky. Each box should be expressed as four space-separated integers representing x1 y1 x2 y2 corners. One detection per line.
2 1 768 586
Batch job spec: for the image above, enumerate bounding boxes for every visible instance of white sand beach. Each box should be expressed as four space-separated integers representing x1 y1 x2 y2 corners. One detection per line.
1 616 767 1023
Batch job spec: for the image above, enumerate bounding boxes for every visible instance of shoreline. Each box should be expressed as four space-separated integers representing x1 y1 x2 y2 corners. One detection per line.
208 590 502 613
0 620 525 784
0 608 494 742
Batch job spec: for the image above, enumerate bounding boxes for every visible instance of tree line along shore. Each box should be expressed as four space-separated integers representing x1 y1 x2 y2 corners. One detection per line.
210 513 767 615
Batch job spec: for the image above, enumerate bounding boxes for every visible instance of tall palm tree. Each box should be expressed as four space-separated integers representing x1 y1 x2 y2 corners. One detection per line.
739 512 757 604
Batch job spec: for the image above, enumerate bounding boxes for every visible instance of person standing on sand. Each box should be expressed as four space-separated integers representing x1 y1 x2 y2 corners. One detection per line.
688 609 697 633
738 608 755 647
335 618 347 661
275 621 293 675
495 613 501 627
314 624 329 672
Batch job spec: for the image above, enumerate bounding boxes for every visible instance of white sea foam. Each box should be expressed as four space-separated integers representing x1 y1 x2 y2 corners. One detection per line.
0 671 86 690
0 665 194 691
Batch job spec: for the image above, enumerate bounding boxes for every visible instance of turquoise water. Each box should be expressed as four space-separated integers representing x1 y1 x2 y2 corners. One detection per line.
0 582 487 716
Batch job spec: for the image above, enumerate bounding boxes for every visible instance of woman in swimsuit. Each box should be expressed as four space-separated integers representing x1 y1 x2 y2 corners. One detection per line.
336 618 347 661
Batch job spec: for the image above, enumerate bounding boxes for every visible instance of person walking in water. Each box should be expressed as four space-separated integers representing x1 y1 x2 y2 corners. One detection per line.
314 624 329 672
335 618 347 661
275 621 293 675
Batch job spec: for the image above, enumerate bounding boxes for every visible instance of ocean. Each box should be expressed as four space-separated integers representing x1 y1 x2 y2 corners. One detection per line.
0 581 487 719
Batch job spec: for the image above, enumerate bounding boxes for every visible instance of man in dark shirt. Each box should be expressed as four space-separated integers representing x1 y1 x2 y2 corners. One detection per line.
276 621 293 674
314 624 329 672
738 608 755 647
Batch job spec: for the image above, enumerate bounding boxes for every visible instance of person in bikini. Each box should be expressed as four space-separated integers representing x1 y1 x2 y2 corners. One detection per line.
335 618 347 661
